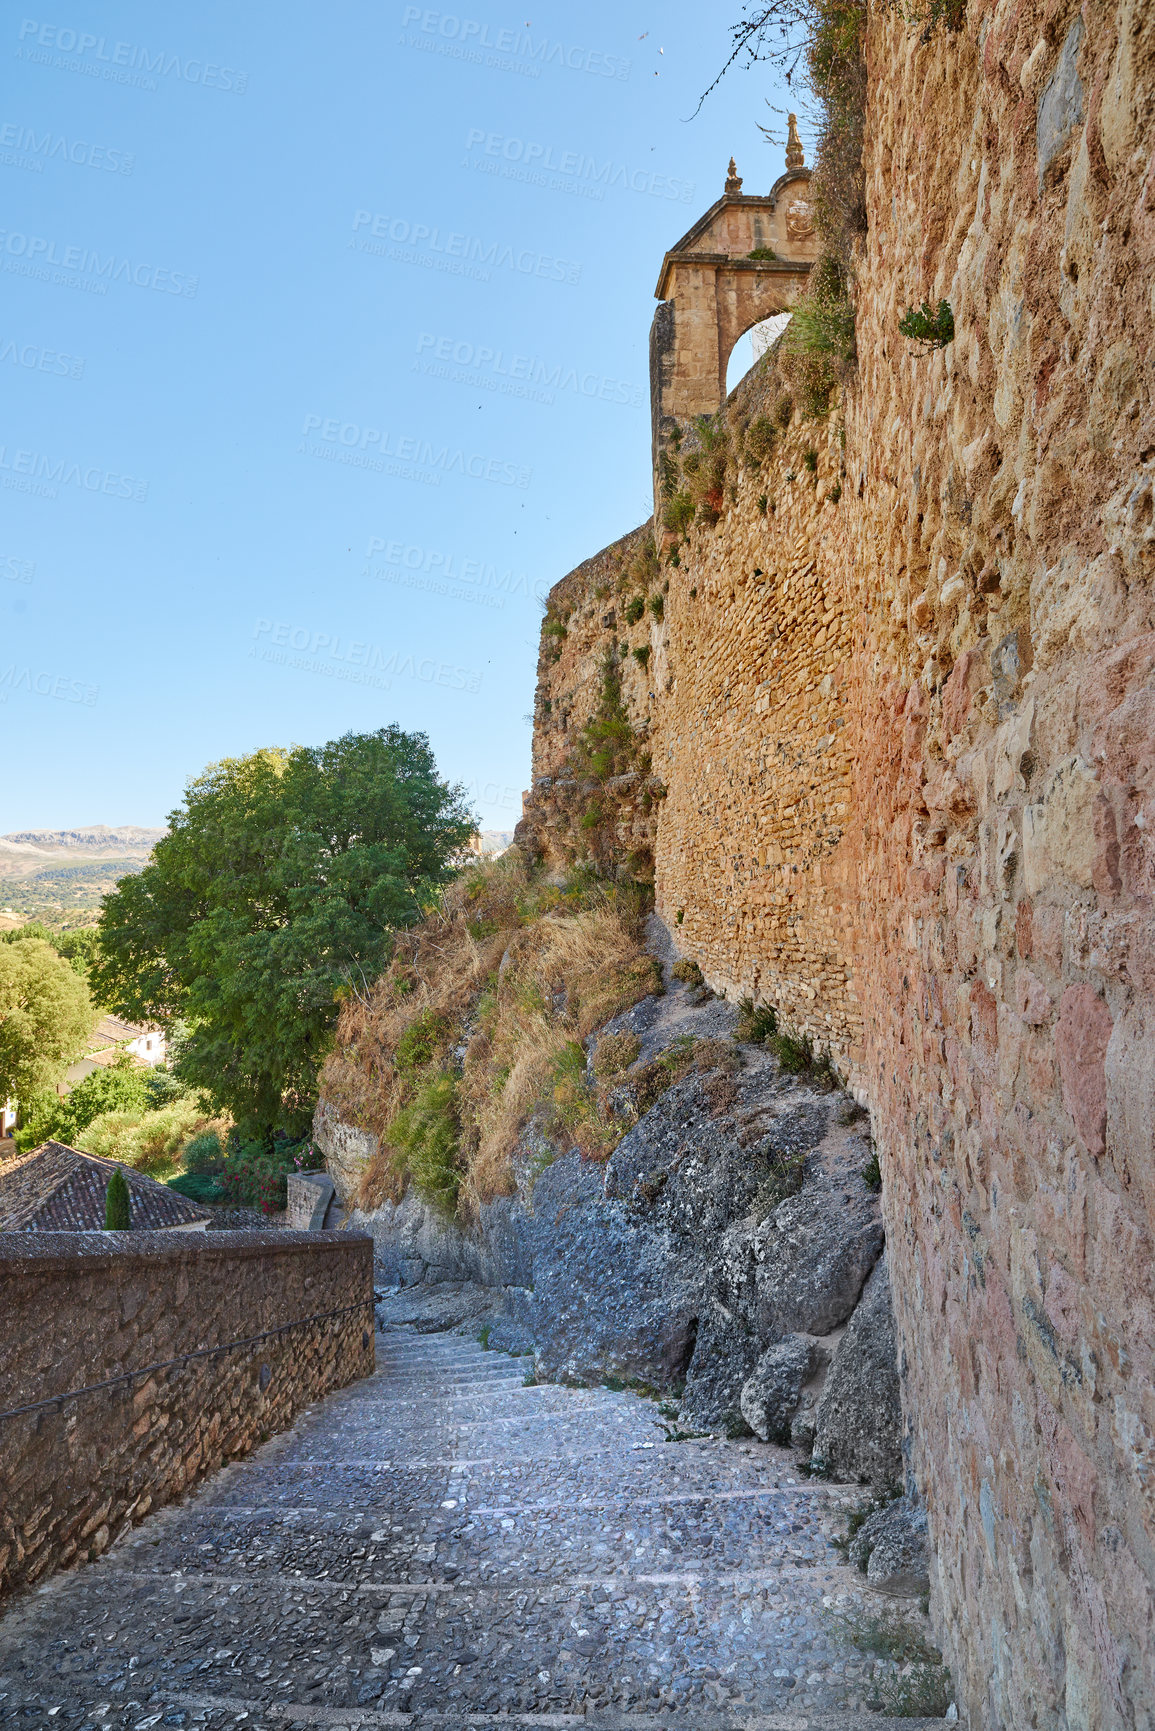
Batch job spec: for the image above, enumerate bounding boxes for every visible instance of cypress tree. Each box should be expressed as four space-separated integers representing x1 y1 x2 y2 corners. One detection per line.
104 1167 131 1231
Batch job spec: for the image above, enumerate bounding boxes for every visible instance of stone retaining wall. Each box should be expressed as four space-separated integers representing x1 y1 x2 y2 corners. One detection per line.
0 1229 375 1599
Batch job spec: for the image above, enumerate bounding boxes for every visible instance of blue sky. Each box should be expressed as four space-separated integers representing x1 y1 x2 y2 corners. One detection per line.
1 1 799 832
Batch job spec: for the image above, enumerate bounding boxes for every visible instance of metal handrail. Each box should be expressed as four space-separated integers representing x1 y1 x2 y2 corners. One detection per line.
0 1297 375 1425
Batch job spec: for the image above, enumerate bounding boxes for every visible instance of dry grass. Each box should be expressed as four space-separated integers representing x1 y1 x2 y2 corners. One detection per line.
317 851 661 1217
460 904 660 1206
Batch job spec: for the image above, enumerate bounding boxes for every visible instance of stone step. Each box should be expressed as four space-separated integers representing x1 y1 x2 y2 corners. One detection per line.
4 1688 946 1728
0 1326 952 1729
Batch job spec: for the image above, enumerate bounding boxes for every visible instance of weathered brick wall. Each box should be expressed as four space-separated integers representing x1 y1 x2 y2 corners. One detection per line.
526 0 1155 1718
522 389 861 1071
0 1230 375 1599
653 411 859 1069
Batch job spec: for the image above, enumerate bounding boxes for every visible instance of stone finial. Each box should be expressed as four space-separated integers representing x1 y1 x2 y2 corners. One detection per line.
725 156 743 194
786 114 804 169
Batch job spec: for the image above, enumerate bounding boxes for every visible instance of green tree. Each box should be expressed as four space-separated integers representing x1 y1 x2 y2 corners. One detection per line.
104 1166 130 1229
14 1056 154 1152
1 923 104 989
0 937 94 1104
94 727 474 1139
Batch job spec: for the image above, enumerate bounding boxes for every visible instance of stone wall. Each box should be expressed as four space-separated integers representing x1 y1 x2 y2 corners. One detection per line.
524 0 1155 1720
518 522 664 878
653 410 859 1070
842 4 1155 1724
522 384 861 1072
0 1230 375 1599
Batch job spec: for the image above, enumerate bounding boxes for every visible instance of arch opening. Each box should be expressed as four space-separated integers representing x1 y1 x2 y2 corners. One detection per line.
725 313 794 397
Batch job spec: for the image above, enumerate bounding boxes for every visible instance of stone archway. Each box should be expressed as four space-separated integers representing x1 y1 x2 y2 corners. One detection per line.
649 144 817 517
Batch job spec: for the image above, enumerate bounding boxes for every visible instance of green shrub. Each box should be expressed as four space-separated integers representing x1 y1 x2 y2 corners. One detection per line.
648 593 664 622
220 1135 324 1213
692 413 728 453
17 1057 151 1151
80 1098 212 1174
394 1009 449 1074
872 1665 953 1717
757 493 769 514
623 596 646 625
803 448 819 473
632 645 651 669
736 998 778 1043
388 1075 461 1216
773 393 794 430
11 1089 63 1152
772 1029 813 1073
184 1129 225 1174
671 958 704 987
899 298 954 350
168 1171 225 1204
628 1033 713 1115
781 283 856 414
862 1148 882 1192
747 245 778 260
837 1607 953 1717
593 1032 642 1078
143 1067 192 1108
809 1046 840 1090
104 1167 130 1230
828 482 842 503
840 1607 943 1666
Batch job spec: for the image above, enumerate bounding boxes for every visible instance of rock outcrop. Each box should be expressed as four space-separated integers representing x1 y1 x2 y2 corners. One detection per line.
849 1495 931 1598
317 943 904 1484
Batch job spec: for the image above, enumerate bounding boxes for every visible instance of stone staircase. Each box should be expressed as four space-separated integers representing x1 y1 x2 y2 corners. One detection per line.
0 1326 949 1728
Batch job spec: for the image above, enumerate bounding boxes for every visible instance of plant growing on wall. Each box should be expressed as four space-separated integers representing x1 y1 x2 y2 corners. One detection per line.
898 299 955 350
663 490 696 535
781 257 857 413
745 415 779 464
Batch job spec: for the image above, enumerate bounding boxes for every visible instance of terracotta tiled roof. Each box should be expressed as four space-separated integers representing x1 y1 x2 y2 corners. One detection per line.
91 1013 155 1045
0 1142 211 1232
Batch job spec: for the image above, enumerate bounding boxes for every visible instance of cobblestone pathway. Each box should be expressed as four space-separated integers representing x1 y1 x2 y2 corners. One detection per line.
0 1327 945 1729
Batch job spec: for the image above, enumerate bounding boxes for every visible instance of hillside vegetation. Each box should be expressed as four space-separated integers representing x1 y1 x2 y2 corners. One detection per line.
319 851 672 1218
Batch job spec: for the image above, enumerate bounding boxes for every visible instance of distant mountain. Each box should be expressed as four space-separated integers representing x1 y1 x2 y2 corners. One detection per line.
473 830 515 857
0 828 165 920
0 826 166 855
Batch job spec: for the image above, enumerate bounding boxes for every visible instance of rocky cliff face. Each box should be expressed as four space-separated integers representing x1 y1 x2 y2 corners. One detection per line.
517 4 1155 1725
317 921 906 1497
